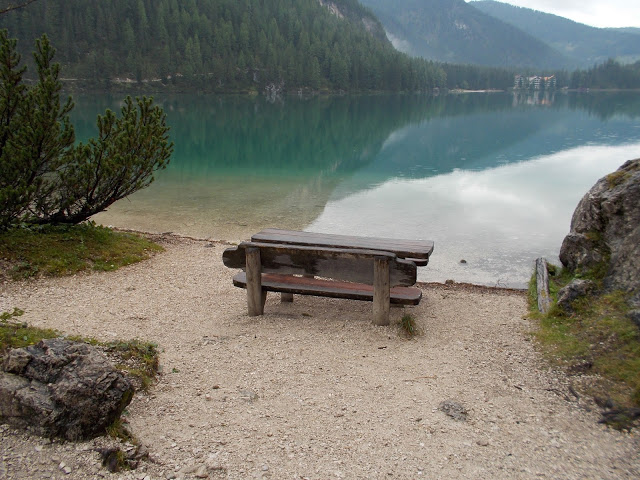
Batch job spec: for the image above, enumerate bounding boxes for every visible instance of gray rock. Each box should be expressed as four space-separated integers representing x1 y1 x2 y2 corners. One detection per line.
239 390 259 402
559 158 640 306
438 400 467 421
0 338 134 440
557 279 596 312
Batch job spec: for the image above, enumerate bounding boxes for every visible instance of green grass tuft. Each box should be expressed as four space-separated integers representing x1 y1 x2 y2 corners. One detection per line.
0 222 162 280
0 308 59 354
399 313 421 338
106 339 160 392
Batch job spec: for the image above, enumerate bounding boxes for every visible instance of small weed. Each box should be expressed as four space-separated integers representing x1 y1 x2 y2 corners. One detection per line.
606 170 629 188
0 307 24 322
399 313 421 338
98 444 133 473
106 417 135 444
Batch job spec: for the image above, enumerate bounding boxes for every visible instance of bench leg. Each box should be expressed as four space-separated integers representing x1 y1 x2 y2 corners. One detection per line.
246 247 265 316
281 274 314 303
373 256 390 326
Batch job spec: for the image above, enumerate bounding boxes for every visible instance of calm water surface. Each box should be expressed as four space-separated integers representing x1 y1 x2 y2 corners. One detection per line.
73 92 640 288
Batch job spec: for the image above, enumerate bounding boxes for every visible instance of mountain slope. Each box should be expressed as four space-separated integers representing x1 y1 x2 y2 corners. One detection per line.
471 0 640 67
359 0 570 68
0 0 445 92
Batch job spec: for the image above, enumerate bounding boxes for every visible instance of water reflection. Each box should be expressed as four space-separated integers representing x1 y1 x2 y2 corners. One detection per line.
309 143 640 288
78 92 640 286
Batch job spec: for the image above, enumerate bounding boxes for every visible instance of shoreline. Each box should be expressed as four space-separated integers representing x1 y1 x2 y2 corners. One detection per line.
113 227 530 292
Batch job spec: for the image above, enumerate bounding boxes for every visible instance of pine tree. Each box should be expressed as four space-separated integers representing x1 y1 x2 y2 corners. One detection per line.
0 31 173 228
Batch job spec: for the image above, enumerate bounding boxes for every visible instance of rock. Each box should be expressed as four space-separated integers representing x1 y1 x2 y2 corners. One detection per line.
438 400 467 421
0 339 134 441
239 390 259 402
194 465 209 478
628 310 640 329
559 158 640 306
557 279 596 312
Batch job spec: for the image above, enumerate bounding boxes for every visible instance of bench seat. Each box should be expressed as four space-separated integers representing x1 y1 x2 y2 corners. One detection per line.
233 272 422 305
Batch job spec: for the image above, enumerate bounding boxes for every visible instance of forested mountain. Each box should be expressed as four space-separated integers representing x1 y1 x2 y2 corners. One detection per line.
0 0 446 92
358 0 569 68
471 0 640 68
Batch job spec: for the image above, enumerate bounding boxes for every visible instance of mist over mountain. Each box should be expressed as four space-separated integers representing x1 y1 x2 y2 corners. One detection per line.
359 0 570 69
471 0 640 67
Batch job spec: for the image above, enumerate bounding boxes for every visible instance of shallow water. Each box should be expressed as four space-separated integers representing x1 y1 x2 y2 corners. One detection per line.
75 92 640 288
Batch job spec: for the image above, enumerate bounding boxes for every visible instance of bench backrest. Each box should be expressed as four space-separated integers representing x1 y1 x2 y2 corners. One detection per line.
222 242 417 287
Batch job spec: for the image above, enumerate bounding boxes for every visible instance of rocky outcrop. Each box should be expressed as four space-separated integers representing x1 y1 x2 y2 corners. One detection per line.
0 338 134 440
559 159 640 306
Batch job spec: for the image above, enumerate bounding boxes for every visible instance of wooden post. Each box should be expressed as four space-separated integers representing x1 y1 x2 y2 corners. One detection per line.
373 256 391 326
535 257 551 314
246 247 266 316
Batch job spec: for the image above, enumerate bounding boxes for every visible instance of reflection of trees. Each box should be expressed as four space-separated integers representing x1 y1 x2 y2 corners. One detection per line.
70 92 640 185
72 94 457 177
567 92 640 121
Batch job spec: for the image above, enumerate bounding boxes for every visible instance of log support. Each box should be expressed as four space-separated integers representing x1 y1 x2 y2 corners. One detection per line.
373 256 391 326
246 247 266 316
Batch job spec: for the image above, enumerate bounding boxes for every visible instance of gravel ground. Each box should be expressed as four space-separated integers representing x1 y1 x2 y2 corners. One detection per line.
1 235 638 479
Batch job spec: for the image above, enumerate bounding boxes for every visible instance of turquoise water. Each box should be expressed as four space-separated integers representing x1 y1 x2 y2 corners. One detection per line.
72 92 640 288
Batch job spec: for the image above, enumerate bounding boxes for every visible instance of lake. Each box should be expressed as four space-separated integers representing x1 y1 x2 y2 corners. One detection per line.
72 91 640 288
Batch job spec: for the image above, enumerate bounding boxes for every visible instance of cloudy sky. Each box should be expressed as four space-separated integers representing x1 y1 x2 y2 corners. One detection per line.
470 0 640 28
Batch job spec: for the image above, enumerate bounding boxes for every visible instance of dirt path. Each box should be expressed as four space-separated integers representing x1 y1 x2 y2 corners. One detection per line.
1 236 638 479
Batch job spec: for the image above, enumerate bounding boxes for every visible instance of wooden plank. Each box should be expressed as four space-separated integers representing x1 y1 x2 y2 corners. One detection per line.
223 242 417 287
233 272 422 305
405 257 429 267
252 228 434 261
373 256 391 326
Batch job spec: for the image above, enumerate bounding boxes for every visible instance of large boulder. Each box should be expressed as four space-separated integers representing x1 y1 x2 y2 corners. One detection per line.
559 159 640 307
0 338 134 440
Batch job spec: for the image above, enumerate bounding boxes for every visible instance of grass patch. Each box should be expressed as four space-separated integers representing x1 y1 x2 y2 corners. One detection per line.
0 308 59 353
0 222 162 280
530 269 640 429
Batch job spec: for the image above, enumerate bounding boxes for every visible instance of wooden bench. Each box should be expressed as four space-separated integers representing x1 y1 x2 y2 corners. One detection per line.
222 241 425 326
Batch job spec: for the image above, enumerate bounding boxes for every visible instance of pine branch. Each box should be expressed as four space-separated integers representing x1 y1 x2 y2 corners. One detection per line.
0 1 38 16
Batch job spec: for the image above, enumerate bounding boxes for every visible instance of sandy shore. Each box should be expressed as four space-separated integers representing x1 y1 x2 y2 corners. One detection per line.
1 235 638 479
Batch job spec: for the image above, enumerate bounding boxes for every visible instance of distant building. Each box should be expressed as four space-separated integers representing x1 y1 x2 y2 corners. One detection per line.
514 74 556 90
